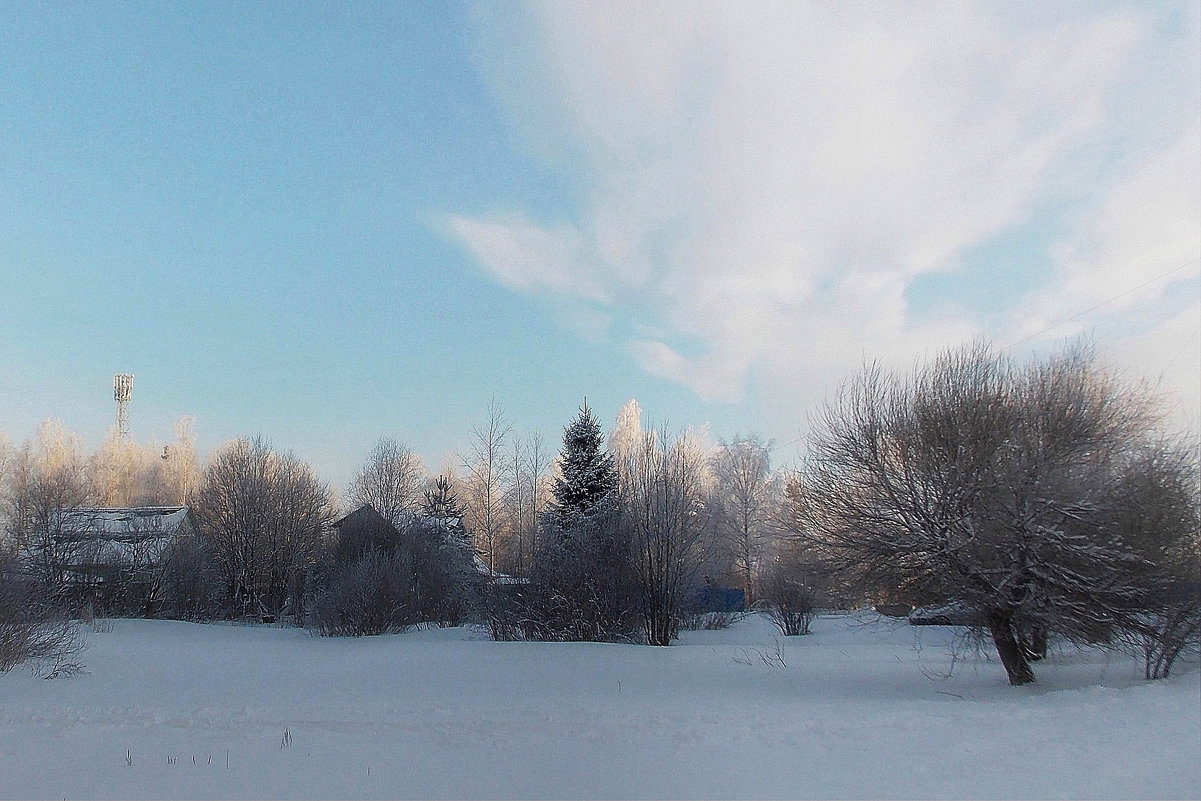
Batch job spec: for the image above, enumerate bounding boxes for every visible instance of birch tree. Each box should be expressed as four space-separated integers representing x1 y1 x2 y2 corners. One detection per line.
711 435 773 606
461 399 511 575
621 426 713 646
346 437 426 526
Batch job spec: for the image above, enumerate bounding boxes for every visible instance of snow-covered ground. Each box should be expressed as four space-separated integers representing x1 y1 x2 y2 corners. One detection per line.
0 612 1196 800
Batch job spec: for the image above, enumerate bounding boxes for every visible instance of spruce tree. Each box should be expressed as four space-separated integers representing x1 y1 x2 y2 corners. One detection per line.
544 403 618 529
423 475 471 552
529 403 635 641
420 474 482 624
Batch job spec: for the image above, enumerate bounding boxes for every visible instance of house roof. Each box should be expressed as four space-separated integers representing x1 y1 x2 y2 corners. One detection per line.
50 507 194 576
61 507 193 542
335 503 528 584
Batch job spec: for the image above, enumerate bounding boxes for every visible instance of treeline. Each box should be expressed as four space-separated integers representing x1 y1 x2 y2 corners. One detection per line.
1 340 1198 686
0 396 802 667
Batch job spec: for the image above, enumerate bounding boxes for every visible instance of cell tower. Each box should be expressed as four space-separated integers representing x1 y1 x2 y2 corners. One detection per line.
113 373 134 441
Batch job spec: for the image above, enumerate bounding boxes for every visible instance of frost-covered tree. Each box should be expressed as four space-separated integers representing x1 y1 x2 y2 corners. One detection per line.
84 416 201 508
346 438 426 527
159 416 202 505
793 342 1193 685
527 403 636 641
608 398 644 467
88 428 146 507
711 435 773 606
544 403 618 528
4 421 92 600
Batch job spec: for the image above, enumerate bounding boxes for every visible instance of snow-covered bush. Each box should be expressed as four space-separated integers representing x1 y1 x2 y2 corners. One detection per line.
314 506 481 636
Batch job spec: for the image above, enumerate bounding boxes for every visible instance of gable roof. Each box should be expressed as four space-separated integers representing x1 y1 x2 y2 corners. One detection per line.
60 506 194 542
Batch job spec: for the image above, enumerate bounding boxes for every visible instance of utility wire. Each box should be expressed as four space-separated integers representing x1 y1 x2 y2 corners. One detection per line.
1161 317 1201 375
776 256 1200 455
1003 255 1201 352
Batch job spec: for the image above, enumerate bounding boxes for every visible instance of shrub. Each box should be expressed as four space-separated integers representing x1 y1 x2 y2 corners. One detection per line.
0 554 85 677
761 574 819 636
313 548 417 637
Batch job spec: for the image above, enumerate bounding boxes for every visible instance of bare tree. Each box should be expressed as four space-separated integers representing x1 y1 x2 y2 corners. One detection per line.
500 433 551 578
0 424 89 674
621 426 713 646
793 342 1184 685
158 529 221 621
1109 436 1201 679
711 435 773 606
193 437 332 617
461 399 512 575
346 437 426 527
5 422 92 601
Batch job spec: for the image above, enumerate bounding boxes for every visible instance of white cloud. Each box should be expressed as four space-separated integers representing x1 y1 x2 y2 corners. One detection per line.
450 1 1201 430
441 213 609 303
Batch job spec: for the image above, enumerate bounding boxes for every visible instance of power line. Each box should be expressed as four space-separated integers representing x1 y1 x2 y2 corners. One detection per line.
1161 315 1201 375
1004 255 1201 352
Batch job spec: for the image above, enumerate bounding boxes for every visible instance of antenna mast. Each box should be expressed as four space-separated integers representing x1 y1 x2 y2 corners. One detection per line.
113 374 134 441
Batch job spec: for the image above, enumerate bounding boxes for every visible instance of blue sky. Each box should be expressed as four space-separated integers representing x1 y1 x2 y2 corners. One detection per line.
2 1 1198 490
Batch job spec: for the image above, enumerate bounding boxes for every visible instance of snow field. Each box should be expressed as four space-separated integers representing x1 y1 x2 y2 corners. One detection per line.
0 612 1196 799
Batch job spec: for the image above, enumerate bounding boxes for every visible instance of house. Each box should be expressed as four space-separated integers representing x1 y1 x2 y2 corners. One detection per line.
331 503 525 585
55 506 198 614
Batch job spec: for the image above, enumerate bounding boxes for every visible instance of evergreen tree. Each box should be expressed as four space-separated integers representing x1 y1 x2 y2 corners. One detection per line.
544 403 618 529
419 475 482 625
423 475 472 552
526 403 636 641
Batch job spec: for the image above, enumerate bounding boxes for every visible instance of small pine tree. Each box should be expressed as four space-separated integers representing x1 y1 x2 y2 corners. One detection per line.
423 475 472 553
418 476 483 625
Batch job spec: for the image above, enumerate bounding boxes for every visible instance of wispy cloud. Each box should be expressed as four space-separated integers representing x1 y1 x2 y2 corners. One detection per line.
448 1 1201 427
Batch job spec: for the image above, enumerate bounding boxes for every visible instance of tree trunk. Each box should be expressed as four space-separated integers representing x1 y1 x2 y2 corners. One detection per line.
988 611 1036 685
1028 624 1047 661
1018 622 1048 661
646 609 672 646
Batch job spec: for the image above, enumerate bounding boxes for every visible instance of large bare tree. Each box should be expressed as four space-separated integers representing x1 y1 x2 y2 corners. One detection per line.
193 437 332 616
711 435 773 606
793 342 1188 685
